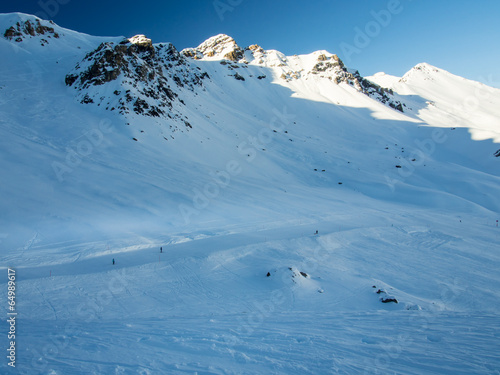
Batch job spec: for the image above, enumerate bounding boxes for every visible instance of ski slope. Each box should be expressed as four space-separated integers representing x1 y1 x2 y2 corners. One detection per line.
0 13 499 374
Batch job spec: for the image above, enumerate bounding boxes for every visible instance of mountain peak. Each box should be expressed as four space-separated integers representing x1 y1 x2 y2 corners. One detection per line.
411 62 440 73
128 34 153 48
400 62 441 83
199 33 237 47
182 33 244 61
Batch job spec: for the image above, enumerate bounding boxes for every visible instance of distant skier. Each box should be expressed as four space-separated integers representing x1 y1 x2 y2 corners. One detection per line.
112 258 115 265
160 247 162 253
314 230 318 235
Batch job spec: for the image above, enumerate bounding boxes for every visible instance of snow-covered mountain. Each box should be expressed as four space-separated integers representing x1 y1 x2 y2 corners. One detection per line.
1 13 499 374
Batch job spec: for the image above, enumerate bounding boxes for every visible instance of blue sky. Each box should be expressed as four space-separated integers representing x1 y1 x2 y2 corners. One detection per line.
3 0 500 86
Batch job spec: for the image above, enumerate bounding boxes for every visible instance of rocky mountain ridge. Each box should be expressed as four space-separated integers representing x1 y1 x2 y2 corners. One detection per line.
1 15 403 126
64 34 207 126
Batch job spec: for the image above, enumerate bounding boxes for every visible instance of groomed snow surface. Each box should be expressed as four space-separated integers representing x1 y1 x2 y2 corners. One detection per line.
7 213 500 374
0 13 500 374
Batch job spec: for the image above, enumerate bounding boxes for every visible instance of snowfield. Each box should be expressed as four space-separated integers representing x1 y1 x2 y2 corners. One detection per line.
0 13 499 374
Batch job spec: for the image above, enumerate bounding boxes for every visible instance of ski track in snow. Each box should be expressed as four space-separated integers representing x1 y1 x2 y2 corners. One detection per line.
0 13 500 374
4 313 500 375
2 216 500 374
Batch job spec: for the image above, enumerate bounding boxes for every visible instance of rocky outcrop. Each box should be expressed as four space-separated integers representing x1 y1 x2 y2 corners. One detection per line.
309 54 404 112
3 18 59 44
357 73 404 112
181 34 245 62
66 31 404 120
248 44 264 54
310 54 359 85
66 34 208 119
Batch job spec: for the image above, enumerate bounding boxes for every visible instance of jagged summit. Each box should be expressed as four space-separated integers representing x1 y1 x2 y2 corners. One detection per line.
128 34 153 49
64 33 207 123
0 13 406 122
2 12 500 375
181 33 244 61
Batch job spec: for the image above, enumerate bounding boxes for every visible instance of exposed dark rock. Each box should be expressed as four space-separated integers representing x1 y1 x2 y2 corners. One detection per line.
300 272 308 278
247 44 264 54
234 72 245 81
389 102 404 112
65 34 209 120
381 297 398 303
81 94 94 104
309 54 403 112
4 26 22 39
225 49 244 62
182 34 244 62
266 272 271 277
494 149 500 157
3 19 59 43
65 74 78 86
357 75 403 112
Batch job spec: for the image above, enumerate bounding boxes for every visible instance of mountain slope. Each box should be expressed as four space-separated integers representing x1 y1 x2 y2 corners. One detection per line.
1 14 498 250
0 13 499 374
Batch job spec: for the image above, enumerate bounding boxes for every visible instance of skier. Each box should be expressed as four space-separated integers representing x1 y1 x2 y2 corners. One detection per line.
160 247 162 253
314 230 318 235
112 258 115 265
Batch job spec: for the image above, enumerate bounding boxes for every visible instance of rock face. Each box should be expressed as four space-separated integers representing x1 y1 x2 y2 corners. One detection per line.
357 74 404 112
65 35 209 120
181 34 245 62
63 31 405 122
3 18 59 44
309 54 404 112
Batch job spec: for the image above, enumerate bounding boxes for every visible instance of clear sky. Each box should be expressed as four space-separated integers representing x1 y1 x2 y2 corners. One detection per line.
3 0 500 87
